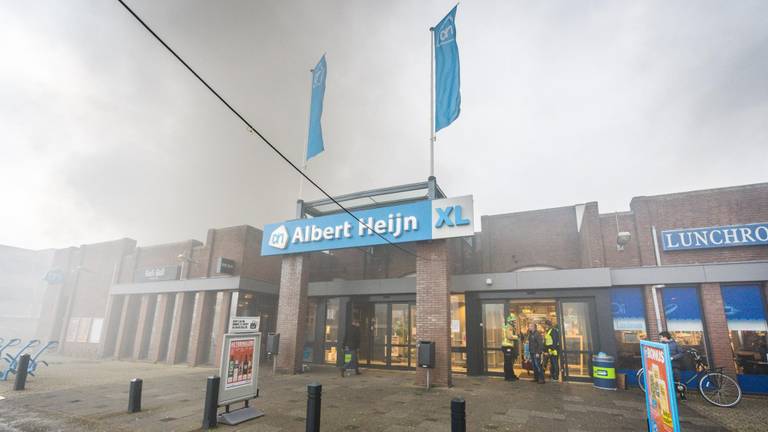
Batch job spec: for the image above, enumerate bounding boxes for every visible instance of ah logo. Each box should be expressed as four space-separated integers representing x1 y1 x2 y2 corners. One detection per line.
436 16 455 47
435 205 470 228
268 225 289 249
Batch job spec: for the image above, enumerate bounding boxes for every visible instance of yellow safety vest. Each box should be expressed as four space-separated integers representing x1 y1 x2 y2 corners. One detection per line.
545 328 558 356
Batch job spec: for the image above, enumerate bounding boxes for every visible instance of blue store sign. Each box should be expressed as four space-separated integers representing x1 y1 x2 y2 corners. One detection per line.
261 196 474 256
661 222 768 251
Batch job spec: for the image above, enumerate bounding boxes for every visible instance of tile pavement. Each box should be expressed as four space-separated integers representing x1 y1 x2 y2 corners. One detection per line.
0 356 760 431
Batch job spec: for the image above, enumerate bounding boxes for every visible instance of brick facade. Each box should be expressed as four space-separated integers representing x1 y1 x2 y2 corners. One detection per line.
275 254 310 374
415 240 452 387
700 283 737 375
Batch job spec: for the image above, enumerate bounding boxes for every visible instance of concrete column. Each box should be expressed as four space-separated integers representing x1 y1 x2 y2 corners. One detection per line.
188 291 217 366
147 294 171 362
97 295 124 358
212 291 233 368
643 286 665 341
700 283 736 375
132 295 153 360
415 240 452 387
275 255 309 374
167 292 194 364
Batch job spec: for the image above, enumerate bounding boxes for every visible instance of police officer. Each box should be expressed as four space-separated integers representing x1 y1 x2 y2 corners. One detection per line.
501 312 520 381
543 320 561 381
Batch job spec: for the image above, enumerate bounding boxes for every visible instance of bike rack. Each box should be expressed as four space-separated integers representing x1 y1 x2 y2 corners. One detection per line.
1 339 40 381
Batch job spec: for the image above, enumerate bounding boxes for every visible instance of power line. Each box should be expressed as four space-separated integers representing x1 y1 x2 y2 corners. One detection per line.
115 0 428 260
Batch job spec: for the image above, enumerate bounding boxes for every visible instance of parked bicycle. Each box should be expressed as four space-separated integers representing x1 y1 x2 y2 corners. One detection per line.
637 348 741 407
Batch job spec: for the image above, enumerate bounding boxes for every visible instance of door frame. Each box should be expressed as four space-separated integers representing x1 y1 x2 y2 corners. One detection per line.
558 297 599 382
360 301 417 369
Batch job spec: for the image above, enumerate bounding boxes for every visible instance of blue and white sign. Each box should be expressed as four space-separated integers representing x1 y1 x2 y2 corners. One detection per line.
662 286 703 332
661 222 768 251
261 196 474 256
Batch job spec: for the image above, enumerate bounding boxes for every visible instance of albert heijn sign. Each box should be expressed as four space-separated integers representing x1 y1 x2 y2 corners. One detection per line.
261 196 474 256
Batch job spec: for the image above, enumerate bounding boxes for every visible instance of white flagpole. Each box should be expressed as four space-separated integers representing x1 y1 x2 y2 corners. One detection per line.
429 27 436 178
299 67 313 200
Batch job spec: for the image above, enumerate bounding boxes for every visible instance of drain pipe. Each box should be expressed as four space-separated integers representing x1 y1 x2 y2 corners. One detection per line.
650 226 664 335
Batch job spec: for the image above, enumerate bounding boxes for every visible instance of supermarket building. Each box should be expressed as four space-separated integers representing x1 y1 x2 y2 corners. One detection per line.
10 180 768 392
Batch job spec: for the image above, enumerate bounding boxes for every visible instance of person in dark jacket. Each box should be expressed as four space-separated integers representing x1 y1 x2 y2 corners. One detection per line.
659 331 687 399
526 322 545 383
342 319 362 376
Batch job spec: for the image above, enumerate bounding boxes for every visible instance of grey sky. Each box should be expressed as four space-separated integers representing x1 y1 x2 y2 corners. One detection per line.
1 0 766 250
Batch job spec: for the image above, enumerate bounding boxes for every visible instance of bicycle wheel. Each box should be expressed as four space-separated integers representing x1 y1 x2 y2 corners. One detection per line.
637 369 646 392
699 372 742 407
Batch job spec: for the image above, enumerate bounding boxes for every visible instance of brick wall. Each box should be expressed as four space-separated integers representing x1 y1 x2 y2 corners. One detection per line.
600 213 642 268
578 202 606 268
700 283 737 375
415 240 452 387
275 254 310 374
631 183 768 266
480 206 582 272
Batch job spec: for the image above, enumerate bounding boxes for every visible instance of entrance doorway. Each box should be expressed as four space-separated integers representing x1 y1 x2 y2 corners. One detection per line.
481 298 595 381
353 302 416 369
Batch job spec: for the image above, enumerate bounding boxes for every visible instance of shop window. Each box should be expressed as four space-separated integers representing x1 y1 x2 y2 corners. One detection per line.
324 298 340 364
662 286 706 361
451 294 467 372
611 287 647 370
722 285 768 375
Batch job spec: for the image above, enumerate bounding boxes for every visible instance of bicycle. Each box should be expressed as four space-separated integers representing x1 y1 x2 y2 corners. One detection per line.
637 348 742 407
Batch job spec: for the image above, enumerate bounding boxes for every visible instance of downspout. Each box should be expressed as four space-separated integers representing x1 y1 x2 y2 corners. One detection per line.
651 226 664 334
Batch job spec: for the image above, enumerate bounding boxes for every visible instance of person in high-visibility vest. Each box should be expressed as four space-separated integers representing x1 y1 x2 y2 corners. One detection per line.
501 312 519 381
543 320 561 381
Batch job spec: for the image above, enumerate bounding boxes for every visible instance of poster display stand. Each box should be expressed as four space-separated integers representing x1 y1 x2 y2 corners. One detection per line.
640 340 681 432
217 332 263 425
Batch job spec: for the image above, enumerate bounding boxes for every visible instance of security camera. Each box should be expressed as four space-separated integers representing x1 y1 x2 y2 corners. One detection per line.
616 231 632 250
485 278 493 286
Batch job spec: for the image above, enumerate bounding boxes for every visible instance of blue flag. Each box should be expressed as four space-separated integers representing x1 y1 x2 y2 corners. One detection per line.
306 55 327 160
433 6 460 132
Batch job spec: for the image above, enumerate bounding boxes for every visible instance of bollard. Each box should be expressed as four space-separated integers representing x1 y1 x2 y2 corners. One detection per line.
306 382 322 432
13 354 31 391
202 376 220 429
451 397 466 432
128 378 143 413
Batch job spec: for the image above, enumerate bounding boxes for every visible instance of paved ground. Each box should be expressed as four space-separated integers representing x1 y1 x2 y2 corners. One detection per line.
0 356 763 431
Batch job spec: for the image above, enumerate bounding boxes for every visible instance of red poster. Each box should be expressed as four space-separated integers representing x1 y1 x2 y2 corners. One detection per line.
225 338 255 389
641 341 680 432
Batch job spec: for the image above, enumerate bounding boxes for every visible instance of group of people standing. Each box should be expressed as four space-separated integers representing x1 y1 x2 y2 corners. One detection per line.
502 313 561 383
525 320 561 383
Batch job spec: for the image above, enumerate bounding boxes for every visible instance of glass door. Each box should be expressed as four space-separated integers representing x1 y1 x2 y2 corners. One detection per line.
390 303 411 367
560 300 595 381
365 302 416 368
482 302 505 373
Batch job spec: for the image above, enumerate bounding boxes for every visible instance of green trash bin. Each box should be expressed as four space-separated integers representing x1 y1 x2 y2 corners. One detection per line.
592 352 616 390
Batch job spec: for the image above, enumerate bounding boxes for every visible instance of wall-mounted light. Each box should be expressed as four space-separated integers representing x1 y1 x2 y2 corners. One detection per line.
485 278 493 286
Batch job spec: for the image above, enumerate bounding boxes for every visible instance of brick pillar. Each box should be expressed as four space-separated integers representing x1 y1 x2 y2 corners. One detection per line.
700 283 736 375
113 295 135 359
98 295 124 358
147 294 171 362
167 292 194 364
275 255 309 374
416 240 452 387
212 291 233 368
131 295 152 360
643 286 665 341
188 291 217 366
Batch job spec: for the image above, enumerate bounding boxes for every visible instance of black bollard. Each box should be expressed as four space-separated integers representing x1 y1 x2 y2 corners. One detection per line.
306 382 322 432
451 397 466 432
202 376 220 429
128 378 143 413
13 354 31 391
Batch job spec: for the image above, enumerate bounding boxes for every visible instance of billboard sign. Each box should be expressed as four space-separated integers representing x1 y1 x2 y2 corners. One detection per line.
218 333 261 405
261 196 474 256
640 340 681 432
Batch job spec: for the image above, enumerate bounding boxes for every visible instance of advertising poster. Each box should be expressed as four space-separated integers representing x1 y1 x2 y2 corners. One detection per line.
225 337 256 390
640 341 681 432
